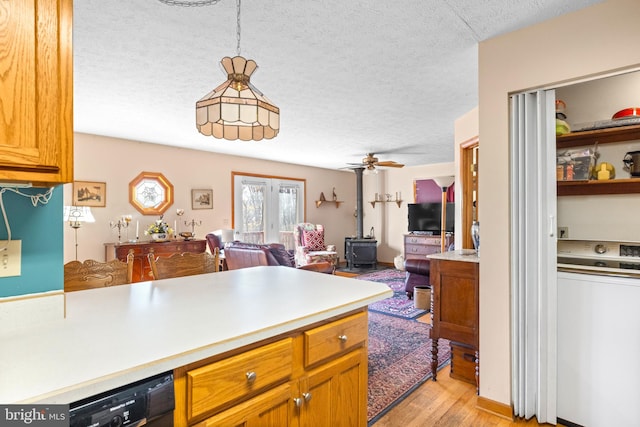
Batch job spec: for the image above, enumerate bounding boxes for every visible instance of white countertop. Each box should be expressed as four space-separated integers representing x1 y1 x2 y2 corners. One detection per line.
0 266 392 404
427 249 479 263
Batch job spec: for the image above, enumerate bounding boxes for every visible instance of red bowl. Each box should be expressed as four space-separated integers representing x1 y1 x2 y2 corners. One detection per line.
612 107 640 120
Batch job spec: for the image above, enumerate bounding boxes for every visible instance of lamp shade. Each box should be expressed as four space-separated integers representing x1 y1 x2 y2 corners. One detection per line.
63 206 95 223
214 229 235 244
196 56 279 141
433 176 455 188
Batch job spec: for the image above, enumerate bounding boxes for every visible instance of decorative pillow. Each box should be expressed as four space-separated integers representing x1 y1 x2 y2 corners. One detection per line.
302 229 325 251
267 244 295 267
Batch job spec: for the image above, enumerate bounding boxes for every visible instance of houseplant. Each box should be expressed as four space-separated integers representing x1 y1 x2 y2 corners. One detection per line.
145 216 173 241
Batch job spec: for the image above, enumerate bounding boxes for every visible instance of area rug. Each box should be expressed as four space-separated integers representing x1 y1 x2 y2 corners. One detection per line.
357 269 427 320
367 311 451 425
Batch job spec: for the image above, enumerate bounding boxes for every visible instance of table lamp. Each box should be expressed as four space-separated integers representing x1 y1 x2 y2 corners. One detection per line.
215 229 235 246
63 206 95 260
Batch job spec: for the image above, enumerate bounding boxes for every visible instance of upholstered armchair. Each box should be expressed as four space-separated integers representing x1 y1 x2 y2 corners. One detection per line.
293 223 338 268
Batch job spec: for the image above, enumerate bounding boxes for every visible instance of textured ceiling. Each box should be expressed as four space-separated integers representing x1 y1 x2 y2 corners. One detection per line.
73 0 601 170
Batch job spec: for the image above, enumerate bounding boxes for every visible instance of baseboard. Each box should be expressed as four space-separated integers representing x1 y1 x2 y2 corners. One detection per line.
476 396 514 421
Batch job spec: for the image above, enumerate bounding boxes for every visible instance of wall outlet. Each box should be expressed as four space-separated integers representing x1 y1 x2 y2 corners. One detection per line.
0 240 21 277
558 227 569 239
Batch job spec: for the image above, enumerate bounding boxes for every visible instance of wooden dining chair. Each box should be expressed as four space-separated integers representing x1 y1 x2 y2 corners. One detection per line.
64 250 134 292
147 247 219 280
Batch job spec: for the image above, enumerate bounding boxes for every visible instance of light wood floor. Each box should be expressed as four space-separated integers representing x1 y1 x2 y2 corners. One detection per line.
373 364 556 427
374 314 556 427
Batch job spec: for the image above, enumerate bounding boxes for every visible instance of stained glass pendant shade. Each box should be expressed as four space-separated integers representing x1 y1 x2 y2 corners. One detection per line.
196 56 280 141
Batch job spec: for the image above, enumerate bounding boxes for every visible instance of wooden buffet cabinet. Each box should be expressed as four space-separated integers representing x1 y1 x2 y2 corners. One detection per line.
428 252 479 388
173 310 369 426
107 239 207 283
0 0 73 186
404 233 454 261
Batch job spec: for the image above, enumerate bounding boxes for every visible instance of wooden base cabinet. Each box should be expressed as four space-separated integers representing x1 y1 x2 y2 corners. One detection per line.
174 310 368 427
301 350 366 427
429 256 479 388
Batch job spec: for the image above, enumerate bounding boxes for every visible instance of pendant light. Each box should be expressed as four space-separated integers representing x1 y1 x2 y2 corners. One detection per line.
195 0 279 141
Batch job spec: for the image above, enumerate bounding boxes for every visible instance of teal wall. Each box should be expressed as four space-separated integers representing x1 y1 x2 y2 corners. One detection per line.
0 186 63 298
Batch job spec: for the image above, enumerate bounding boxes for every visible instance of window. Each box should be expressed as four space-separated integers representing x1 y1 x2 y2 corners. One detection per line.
232 173 305 249
128 171 174 215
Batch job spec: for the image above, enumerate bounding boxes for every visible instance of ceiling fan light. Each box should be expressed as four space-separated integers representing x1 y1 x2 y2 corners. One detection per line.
196 56 279 141
363 167 378 176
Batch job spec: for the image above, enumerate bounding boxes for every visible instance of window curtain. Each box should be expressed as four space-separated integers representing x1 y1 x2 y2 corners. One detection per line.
510 90 557 423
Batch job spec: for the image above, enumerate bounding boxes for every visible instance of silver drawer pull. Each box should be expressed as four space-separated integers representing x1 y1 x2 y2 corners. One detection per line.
303 392 312 402
293 397 303 407
338 334 348 342
246 371 257 382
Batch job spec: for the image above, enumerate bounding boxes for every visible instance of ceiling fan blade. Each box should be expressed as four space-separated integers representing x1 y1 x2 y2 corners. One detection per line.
376 161 404 168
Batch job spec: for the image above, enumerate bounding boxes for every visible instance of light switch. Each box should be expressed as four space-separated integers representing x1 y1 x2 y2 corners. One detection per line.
0 240 21 277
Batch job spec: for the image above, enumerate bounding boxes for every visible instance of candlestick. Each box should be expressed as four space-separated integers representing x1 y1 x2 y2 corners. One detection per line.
136 221 139 240
109 218 129 243
184 219 202 235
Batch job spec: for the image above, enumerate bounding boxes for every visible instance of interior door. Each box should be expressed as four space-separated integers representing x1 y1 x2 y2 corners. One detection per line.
509 89 557 423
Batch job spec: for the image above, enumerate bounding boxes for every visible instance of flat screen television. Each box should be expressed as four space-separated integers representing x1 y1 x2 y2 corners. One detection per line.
407 202 455 233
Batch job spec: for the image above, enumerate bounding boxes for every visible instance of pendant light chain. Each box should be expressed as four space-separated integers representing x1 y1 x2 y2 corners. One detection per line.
236 0 242 56
157 0 222 6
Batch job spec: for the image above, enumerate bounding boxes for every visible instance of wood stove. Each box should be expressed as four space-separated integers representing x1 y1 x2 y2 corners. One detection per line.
344 167 378 269
345 237 377 269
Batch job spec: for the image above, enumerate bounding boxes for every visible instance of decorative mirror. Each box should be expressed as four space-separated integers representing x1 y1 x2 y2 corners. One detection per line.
128 171 174 215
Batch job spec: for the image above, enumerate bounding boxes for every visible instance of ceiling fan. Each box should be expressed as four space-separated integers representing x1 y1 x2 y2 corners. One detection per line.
347 153 405 171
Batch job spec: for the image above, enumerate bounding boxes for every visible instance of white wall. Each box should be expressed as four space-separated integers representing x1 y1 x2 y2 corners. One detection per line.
479 0 640 406
65 133 357 263
367 162 455 263
370 106 478 263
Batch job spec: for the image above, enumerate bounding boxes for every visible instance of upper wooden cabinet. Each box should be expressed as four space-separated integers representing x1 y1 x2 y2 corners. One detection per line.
0 0 73 186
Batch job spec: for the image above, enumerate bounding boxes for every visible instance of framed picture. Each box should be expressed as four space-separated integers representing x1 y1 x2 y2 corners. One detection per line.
192 189 213 210
73 181 106 207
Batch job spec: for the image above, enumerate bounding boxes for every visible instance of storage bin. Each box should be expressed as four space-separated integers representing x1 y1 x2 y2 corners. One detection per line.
414 286 431 310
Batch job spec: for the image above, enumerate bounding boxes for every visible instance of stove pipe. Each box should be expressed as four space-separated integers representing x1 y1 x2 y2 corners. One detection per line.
354 167 364 239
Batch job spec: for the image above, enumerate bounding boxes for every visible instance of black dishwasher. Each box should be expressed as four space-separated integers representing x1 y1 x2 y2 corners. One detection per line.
69 371 174 427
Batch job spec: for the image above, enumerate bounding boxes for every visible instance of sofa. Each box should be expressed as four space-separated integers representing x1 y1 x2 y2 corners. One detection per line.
404 258 430 299
224 242 335 274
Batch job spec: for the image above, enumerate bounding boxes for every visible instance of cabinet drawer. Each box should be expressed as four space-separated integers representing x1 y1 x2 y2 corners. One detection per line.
405 244 440 256
450 342 478 386
405 235 441 246
187 338 294 420
304 312 367 367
